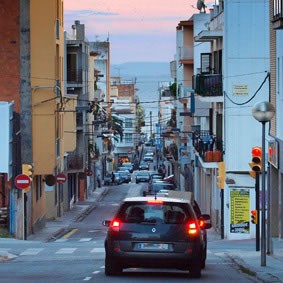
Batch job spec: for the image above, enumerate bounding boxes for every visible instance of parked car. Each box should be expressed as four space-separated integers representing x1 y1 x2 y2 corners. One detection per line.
113 172 123 185
117 170 131 183
139 161 149 170
136 171 150 183
103 196 211 277
104 174 112 186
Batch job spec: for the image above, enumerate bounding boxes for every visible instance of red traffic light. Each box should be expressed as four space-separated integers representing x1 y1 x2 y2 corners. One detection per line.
251 147 262 157
251 210 256 216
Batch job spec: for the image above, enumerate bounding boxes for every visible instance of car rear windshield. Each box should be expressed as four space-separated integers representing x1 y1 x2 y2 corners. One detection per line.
117 201 194 224
152 183 175 192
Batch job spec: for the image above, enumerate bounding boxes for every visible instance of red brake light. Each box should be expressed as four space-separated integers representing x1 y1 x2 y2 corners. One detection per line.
188 222 198 235
110 220 120 232
147 200 164 205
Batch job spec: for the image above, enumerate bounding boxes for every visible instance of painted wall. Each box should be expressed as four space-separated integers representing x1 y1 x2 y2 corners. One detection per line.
223 0 270 172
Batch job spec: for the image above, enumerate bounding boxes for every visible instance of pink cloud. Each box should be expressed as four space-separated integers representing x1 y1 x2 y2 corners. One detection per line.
64 0 205 63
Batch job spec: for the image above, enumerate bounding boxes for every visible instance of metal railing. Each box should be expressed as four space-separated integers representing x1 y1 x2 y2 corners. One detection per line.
194 74 223 97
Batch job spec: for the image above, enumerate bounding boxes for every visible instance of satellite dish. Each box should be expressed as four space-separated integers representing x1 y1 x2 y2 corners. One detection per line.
196 0 206 13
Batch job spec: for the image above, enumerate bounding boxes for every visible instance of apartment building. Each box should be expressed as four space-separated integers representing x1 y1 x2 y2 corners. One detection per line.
192 0 270 240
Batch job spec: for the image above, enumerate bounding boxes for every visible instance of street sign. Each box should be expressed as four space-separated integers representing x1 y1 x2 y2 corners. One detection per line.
14 174 31 189
56 173 67 184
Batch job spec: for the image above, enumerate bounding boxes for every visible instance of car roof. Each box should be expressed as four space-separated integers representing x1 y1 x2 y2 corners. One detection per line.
123 196 190 204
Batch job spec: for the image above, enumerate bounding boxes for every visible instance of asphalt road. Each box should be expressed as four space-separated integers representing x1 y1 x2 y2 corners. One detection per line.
0 180 262 283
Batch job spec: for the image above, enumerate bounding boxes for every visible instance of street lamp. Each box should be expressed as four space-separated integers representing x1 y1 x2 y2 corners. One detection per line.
252 101 275 267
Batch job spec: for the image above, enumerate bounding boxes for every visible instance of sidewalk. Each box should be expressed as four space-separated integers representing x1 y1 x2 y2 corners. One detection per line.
2 186 283 282
208 229 283 283
27 186 109 242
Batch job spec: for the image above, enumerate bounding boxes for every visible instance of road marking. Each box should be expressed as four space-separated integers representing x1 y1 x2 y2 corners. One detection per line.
90 248 105 253
79 238 92 242
55 238 68 242
55 248 77 254
83 277 92 281
20 248 44 256
92 271 100 274
62 228 78 239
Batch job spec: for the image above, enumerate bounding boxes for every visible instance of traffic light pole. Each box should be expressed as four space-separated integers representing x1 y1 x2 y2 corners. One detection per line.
255 172 260 251
261 122 266 266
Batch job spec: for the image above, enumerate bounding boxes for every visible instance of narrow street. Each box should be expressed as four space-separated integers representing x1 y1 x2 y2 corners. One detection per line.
0 182 262 283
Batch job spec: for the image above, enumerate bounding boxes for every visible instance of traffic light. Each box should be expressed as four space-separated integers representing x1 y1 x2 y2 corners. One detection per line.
22 163 33 181
251 209 258 224
249 146 262 178
217 162 226 189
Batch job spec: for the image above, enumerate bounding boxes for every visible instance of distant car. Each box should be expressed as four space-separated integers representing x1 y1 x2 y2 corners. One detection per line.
143 154 154 162
122 162 134 173
136 171 150 183
118 170 131 183
139 162 149 170
103 196 211 277
147 181 175 195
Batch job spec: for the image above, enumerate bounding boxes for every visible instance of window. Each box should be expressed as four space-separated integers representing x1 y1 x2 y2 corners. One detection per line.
201 53 211 74
124 133 132 143
125 118 133 128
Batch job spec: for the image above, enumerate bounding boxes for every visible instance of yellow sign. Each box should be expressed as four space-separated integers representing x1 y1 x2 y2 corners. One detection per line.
230 189 250 233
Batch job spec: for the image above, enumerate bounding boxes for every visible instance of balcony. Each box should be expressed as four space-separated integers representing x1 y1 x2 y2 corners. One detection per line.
272 0 283 29
193 74 223 97
67 68 83 84
178 46 194 64
192 130 223 163
66 153 85 170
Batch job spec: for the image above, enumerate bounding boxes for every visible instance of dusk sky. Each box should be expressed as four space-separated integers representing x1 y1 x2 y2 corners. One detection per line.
64 0 215 64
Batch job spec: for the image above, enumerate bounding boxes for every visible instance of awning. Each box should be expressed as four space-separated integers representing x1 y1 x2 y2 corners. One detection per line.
194 30 223 42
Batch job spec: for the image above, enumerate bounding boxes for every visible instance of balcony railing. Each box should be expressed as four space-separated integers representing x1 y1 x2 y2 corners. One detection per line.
193 74 223 97
179 46 194 61
192 130 223 162
272 0 283 29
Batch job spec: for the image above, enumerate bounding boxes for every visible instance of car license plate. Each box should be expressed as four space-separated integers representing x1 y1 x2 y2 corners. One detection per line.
137 243 169 250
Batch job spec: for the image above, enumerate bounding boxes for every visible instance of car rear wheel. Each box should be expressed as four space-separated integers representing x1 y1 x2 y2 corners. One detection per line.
105 254 122 276
189 260 202 278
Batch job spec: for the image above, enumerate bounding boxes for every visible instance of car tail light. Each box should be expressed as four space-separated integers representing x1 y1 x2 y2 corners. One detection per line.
187 221 198 235
147 200 164 205
110 220 120 232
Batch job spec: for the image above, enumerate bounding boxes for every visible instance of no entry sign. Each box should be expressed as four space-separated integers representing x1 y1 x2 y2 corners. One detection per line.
15 174 31 189
56 173 67 184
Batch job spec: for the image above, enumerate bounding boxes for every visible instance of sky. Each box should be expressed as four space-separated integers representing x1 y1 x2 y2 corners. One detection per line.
64 0 216 64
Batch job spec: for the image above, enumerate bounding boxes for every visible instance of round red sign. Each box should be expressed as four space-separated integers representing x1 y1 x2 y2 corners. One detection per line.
15 174 31 190
56 173 67 184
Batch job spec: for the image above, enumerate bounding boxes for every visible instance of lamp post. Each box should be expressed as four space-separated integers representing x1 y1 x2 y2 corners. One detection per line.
252 101 275 267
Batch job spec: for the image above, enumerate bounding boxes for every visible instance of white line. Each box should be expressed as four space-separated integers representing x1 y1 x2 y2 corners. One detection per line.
20 248 44 256
83 277 92 281
90 248 105 253
55 239 68 242
55 248 77 254
79 238 92 242
92 271 100 274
